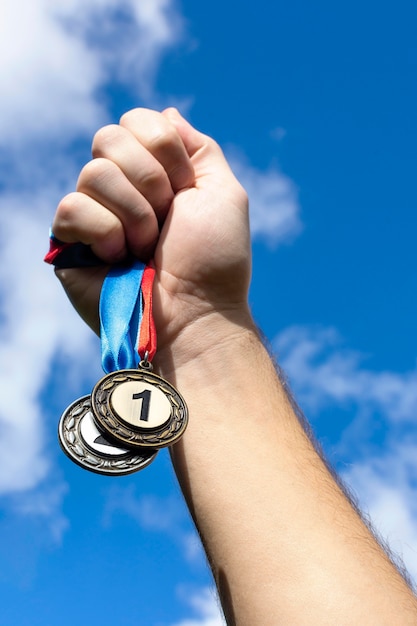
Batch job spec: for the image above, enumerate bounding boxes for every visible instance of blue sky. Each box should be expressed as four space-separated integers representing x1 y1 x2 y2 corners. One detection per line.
0 0 416 624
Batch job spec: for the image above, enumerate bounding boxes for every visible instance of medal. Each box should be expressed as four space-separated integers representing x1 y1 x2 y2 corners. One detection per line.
92 364 188 449
90 262 188 451
58 395 157 476
53 258 188 475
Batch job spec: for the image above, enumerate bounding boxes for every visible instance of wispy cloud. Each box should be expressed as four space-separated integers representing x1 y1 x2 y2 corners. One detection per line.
274 325 417 581
229 154 302 246
0 0 184 145
0 190 98 494
275 325 417 422
103 483 185 531
9 481 70 544
171 587 226 626
0 481 70 587
102 482 206 564
345 443 417 580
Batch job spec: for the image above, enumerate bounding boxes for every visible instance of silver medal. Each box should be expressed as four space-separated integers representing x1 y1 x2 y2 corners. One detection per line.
58 395 158 475
91 366 188 450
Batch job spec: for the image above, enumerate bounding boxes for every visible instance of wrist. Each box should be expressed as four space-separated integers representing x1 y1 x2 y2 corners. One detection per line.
153 305 258 380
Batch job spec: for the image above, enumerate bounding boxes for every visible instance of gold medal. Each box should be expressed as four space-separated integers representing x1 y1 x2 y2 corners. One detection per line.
91 364 188 449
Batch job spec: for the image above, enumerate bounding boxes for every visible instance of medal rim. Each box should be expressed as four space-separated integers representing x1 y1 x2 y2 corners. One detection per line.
58 395 158 476
91 369 189 449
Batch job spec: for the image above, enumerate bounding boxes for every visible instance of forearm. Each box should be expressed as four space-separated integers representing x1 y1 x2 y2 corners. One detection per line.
156 315 417 625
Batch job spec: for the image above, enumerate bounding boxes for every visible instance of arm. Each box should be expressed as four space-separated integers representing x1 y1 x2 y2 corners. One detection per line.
51 108 417 625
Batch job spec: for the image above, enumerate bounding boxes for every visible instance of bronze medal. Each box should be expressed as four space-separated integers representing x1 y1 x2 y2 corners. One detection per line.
58 395 158 475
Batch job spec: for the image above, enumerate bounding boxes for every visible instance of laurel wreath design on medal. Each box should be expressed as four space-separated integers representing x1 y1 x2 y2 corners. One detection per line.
58 395 158 475
91 369 188 449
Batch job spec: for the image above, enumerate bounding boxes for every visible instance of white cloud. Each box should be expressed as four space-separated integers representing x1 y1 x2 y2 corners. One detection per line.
181 530 206 564
103 483 206 563
344 444 417 582
229 154 302 246
0 190 98 494
0 0 105 143
0 0 184 144
275 325 417 422
10 481 70 544
103 483 183 530
171 587 226 626
274 324 417 583
103 488 225 620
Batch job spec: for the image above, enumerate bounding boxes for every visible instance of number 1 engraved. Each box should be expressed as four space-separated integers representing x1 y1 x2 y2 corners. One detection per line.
132 389 151 423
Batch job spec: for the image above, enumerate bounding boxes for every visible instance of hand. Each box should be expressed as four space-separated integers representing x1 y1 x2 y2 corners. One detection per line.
52 108 252 361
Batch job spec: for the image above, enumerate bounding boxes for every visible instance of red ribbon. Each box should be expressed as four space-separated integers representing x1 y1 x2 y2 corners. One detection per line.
44 237 71 264
138 265 157 362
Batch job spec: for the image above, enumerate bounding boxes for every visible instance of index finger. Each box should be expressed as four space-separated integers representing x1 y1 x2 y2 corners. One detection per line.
119 108 195 193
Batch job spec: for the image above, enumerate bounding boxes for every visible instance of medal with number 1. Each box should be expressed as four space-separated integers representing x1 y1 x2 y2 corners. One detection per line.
58 260 188 475
90 262 188 451
92 367 188 449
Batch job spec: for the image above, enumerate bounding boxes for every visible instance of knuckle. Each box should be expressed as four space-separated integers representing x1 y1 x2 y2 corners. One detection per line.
53 192 83 237
77 158 115 190
94 219 124 250
136 164 166 191
55 192 81 222
119 107 144 126
92 124 121 156
128 204 156 228
126 207 158 242
119 108 181 156
148 126 179 153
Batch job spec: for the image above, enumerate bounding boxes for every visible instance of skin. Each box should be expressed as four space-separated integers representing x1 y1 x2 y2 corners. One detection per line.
52 108 417 625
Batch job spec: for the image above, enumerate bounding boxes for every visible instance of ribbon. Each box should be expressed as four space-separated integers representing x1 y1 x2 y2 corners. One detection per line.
43 231 156 371
44 231 104 268
99 262 157 373
138 266 157 363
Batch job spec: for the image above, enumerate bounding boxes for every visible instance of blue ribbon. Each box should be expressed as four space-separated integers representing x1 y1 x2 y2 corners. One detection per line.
99 261 145 373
